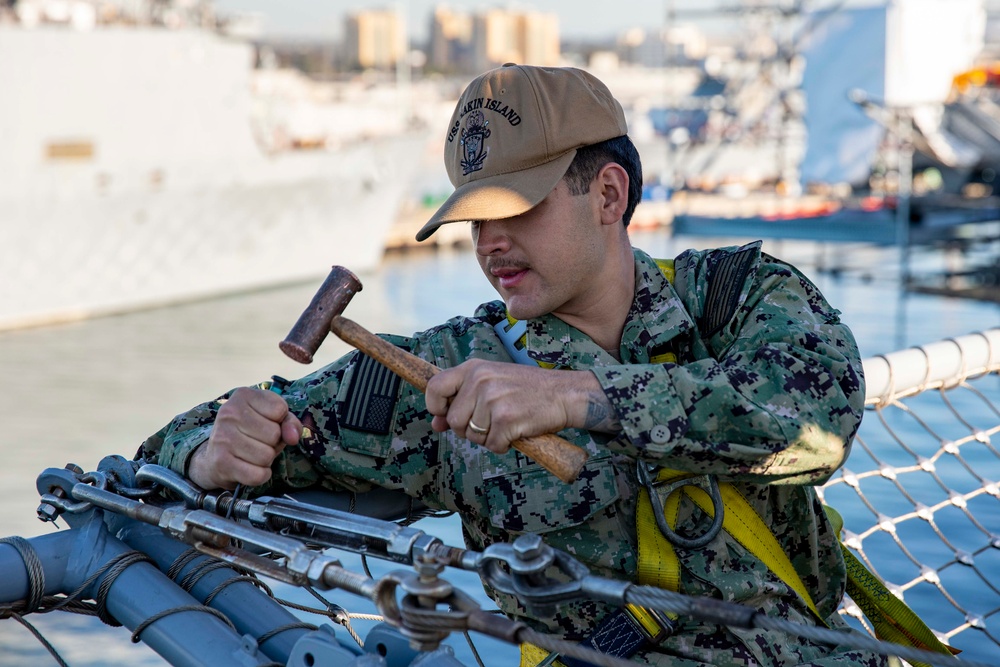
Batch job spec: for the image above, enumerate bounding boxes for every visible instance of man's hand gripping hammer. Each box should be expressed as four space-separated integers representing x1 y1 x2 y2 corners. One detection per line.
278 266 589 484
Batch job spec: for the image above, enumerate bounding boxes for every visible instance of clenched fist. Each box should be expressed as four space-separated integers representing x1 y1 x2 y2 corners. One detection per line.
188 387 302 490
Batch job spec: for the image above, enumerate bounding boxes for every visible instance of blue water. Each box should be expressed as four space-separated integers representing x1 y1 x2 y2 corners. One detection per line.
0 232 997 665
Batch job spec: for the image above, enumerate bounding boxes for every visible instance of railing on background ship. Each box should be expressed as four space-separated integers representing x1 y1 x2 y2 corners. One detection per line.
819 329 1000 661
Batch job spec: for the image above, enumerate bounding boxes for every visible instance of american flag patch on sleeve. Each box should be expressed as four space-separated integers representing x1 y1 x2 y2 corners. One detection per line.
341 352 402 435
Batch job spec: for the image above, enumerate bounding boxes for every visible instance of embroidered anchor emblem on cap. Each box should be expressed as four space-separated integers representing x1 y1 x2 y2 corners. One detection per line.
460 110 490 175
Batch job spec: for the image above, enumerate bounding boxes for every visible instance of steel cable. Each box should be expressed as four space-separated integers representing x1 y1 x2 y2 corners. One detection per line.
0 536 46 613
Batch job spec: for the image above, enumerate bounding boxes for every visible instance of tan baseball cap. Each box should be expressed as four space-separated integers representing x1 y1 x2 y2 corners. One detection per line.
415 64 628 242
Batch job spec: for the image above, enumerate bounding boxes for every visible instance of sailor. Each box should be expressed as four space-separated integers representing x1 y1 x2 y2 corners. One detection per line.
139 65 888 666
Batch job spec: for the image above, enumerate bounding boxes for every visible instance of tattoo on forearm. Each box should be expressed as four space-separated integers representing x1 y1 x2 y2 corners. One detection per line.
584 392 622 433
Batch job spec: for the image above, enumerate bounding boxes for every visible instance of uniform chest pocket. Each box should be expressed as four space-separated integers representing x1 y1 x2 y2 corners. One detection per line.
482 455 620 535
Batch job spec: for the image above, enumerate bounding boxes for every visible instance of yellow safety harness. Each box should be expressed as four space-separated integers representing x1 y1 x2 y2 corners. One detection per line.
507 259 955 667
824 507 960 665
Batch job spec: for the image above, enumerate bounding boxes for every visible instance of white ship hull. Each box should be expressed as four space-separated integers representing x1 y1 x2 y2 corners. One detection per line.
0 26 427 330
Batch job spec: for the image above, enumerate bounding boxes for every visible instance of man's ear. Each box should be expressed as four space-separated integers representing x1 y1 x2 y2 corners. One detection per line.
595 162 629 225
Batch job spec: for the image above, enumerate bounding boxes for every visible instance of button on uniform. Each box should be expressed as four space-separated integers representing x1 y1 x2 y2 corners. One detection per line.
650 424 670 444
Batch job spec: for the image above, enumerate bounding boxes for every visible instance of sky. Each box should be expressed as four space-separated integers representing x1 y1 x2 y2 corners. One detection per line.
212 0 858 42
211 0 1000 49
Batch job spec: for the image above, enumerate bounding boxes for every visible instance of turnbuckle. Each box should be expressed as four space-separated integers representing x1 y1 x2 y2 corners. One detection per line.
156 504 355 591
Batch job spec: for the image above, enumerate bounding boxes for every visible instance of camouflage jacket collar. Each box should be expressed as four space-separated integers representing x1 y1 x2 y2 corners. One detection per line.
515 248 695 369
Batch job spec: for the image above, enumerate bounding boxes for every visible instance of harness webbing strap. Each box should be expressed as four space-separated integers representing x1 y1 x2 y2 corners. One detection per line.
700 483 824 621
634 467 826 623
824 507 960 664
653 258 676 284
665 478 826 623
635 486 682 593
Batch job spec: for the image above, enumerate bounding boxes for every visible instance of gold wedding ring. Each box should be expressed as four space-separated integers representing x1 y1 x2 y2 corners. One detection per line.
468 419 489 436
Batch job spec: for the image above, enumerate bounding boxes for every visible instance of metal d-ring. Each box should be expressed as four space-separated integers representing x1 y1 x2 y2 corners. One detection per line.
637 463 725 550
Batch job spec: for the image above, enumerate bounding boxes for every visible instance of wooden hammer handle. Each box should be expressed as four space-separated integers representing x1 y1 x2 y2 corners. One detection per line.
329 316 589 484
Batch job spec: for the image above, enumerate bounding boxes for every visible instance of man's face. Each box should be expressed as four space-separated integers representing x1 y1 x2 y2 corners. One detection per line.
472 178 606 322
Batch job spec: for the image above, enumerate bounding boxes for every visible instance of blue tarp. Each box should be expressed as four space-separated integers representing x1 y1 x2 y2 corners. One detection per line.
799 6 888 187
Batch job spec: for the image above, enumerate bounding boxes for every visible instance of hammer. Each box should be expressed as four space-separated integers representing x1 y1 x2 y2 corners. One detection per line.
279 266 589 484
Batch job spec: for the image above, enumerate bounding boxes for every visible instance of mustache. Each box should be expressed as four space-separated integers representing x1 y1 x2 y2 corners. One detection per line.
485 257 528 273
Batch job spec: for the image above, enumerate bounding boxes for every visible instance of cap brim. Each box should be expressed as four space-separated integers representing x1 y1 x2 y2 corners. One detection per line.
415 149 577 242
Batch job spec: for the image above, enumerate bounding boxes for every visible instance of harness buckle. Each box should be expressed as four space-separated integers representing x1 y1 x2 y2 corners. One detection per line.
624 605 677 644
493 317 534 365
636 462 725 550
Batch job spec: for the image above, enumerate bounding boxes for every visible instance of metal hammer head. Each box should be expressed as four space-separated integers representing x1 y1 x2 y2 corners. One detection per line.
279 266 363 364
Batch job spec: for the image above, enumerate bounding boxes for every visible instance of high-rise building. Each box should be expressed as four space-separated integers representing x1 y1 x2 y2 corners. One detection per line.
345 8 405 70
429 6 473 72
473 8 559 71
518 11 559 67
429 5 559 74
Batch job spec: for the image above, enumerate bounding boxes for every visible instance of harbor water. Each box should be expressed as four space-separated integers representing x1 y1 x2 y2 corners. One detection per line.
0 229 998 666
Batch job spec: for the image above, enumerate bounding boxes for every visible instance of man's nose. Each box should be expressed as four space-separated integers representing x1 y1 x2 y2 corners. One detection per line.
474 220 511 255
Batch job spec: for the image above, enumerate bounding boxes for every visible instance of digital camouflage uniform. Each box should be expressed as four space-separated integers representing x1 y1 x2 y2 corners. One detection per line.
140 242 890 666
